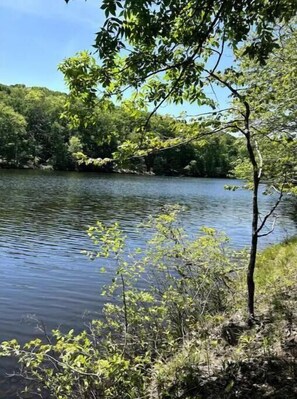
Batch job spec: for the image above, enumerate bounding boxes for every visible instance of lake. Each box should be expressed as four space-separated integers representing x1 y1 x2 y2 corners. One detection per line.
0 170 296 395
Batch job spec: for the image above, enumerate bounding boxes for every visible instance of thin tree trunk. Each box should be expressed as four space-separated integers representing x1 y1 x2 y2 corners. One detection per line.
247 171 259 318
206 74 261 319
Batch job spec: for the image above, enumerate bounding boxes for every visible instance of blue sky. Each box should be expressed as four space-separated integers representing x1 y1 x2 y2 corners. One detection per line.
0 0 102 90
0 0 232 116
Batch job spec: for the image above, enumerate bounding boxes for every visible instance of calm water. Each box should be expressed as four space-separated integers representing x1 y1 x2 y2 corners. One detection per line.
0 170 296 395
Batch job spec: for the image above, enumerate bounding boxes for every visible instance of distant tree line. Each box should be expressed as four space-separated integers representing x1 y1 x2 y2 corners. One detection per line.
0 83 239 176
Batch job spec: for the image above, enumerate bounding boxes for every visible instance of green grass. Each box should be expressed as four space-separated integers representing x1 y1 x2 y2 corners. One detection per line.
255 237 297 311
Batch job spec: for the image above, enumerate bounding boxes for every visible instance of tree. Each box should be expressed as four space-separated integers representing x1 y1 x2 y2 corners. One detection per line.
227 26 297 316
23 88 69 167
62 1 297 319
0 84 71 168
0 102 27 165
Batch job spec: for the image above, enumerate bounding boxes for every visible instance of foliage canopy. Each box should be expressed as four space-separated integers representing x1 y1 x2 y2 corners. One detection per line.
62 0 297 110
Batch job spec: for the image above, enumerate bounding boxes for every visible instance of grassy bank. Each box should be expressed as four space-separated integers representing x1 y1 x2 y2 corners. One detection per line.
154 237 297 398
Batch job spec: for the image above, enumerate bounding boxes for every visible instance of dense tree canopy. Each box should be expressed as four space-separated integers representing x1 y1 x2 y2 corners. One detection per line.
0 102 27 166
0 83 238 175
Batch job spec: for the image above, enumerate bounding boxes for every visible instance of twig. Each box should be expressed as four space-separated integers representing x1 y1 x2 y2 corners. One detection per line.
257 216 277 238
256 181 285 235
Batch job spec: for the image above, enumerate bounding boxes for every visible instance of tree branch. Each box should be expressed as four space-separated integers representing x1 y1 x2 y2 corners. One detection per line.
256 182 285 235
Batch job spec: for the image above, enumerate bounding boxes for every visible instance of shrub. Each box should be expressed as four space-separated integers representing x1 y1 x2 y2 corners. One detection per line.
0 206 237 398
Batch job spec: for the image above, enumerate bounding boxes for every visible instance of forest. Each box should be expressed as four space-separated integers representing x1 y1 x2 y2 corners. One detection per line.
0 83 238 177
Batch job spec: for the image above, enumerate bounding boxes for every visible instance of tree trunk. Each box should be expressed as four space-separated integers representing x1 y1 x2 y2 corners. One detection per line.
247 169 260 319
247 173 259 318
244 115 260 319
209 75 261 319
